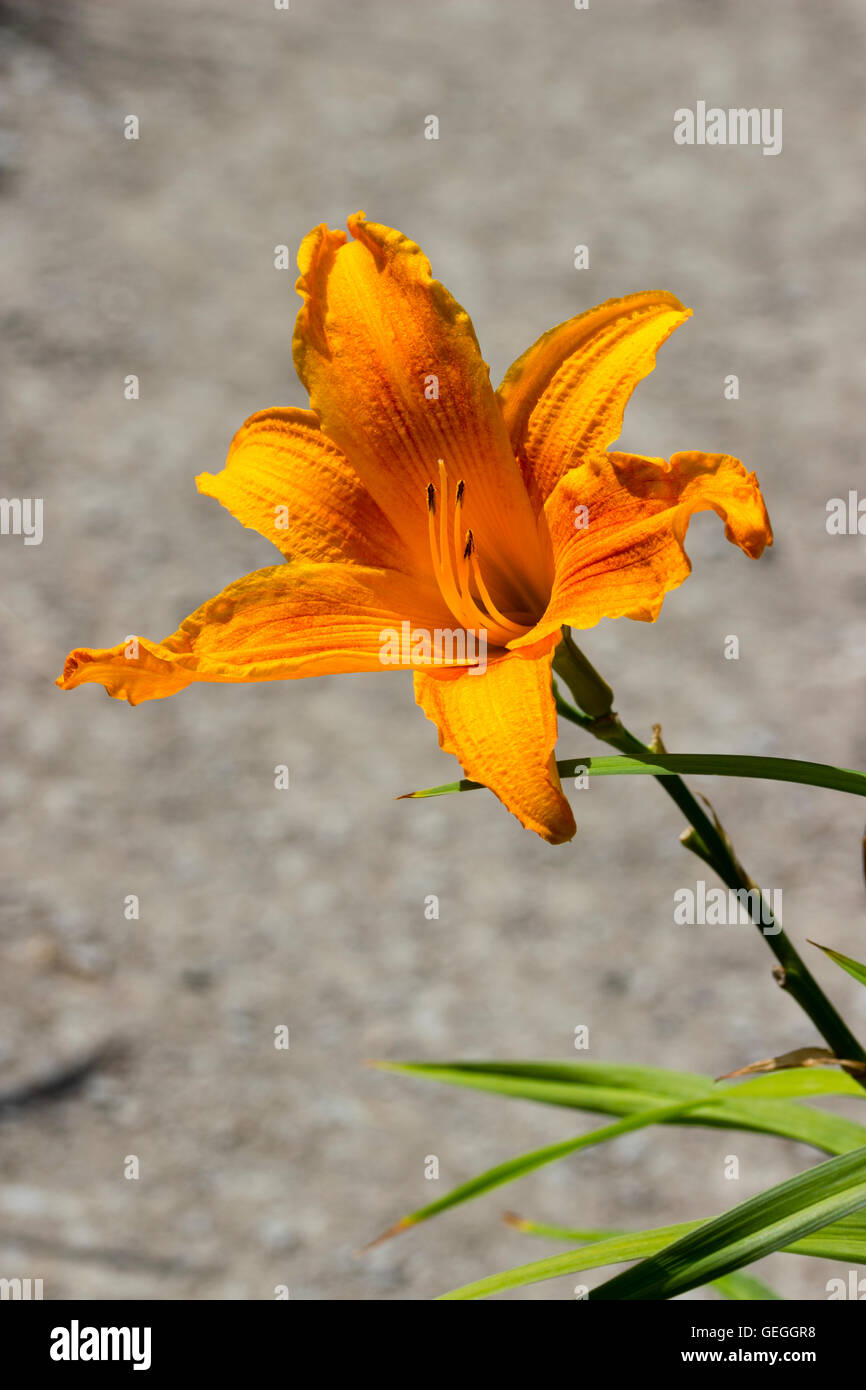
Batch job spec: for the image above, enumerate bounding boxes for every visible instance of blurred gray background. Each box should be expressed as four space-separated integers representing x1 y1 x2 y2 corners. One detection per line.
1 0 865 1300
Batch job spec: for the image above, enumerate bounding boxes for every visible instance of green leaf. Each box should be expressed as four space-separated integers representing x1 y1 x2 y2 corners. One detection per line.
810 941 866 989
717 1067 866 1099
503 1216 623 1241
366 1096 712 1241
439 1207 866 1300
506 1209 866 1260
712 1270 784 1300
590 1144 866 1301
374 1060 866 1158
505 1217 783 1299
366 1062 866 1247
401 753 866 802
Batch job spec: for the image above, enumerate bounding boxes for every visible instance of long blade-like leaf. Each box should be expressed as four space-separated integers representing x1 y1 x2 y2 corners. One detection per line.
506 1218 783 1300
506 1209 866 1259
365 1096 711 1244
401 753 866 801
365 1062 866 1247
442 1211 866 1299
590 1144 866 1300
810 941 866 989
373 1060 866 1157
712 1270 784 1300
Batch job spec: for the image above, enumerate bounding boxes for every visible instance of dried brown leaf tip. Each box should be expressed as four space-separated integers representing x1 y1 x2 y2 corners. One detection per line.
717 1046 866 1081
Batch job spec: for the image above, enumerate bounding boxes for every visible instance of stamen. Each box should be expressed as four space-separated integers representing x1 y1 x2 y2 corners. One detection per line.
469 547 528 637
456 526 509 635
437 460 461 602
454 526 474 599
453 481 466 582
425 466 532 646
427 464 471 624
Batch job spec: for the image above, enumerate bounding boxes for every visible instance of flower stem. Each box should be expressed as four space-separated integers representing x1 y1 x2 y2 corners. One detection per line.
553 633 866 1078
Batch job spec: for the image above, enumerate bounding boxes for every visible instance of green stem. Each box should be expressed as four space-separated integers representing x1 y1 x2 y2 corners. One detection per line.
553 633 866 1079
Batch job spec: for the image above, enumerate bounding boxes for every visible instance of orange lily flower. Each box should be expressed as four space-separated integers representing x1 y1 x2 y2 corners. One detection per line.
58 213 772 844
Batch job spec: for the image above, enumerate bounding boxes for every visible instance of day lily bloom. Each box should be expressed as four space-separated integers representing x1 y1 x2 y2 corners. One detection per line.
58 213 772 844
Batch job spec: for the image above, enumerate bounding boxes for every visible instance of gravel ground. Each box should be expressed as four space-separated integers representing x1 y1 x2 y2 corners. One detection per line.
1 0 865 1300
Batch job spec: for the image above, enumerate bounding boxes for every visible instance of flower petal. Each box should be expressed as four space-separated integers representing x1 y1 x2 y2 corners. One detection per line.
497 292 692 506
57 561 457 704
196 407 411 571
510 451 773 644
293 213 544 608
413 640 576 844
